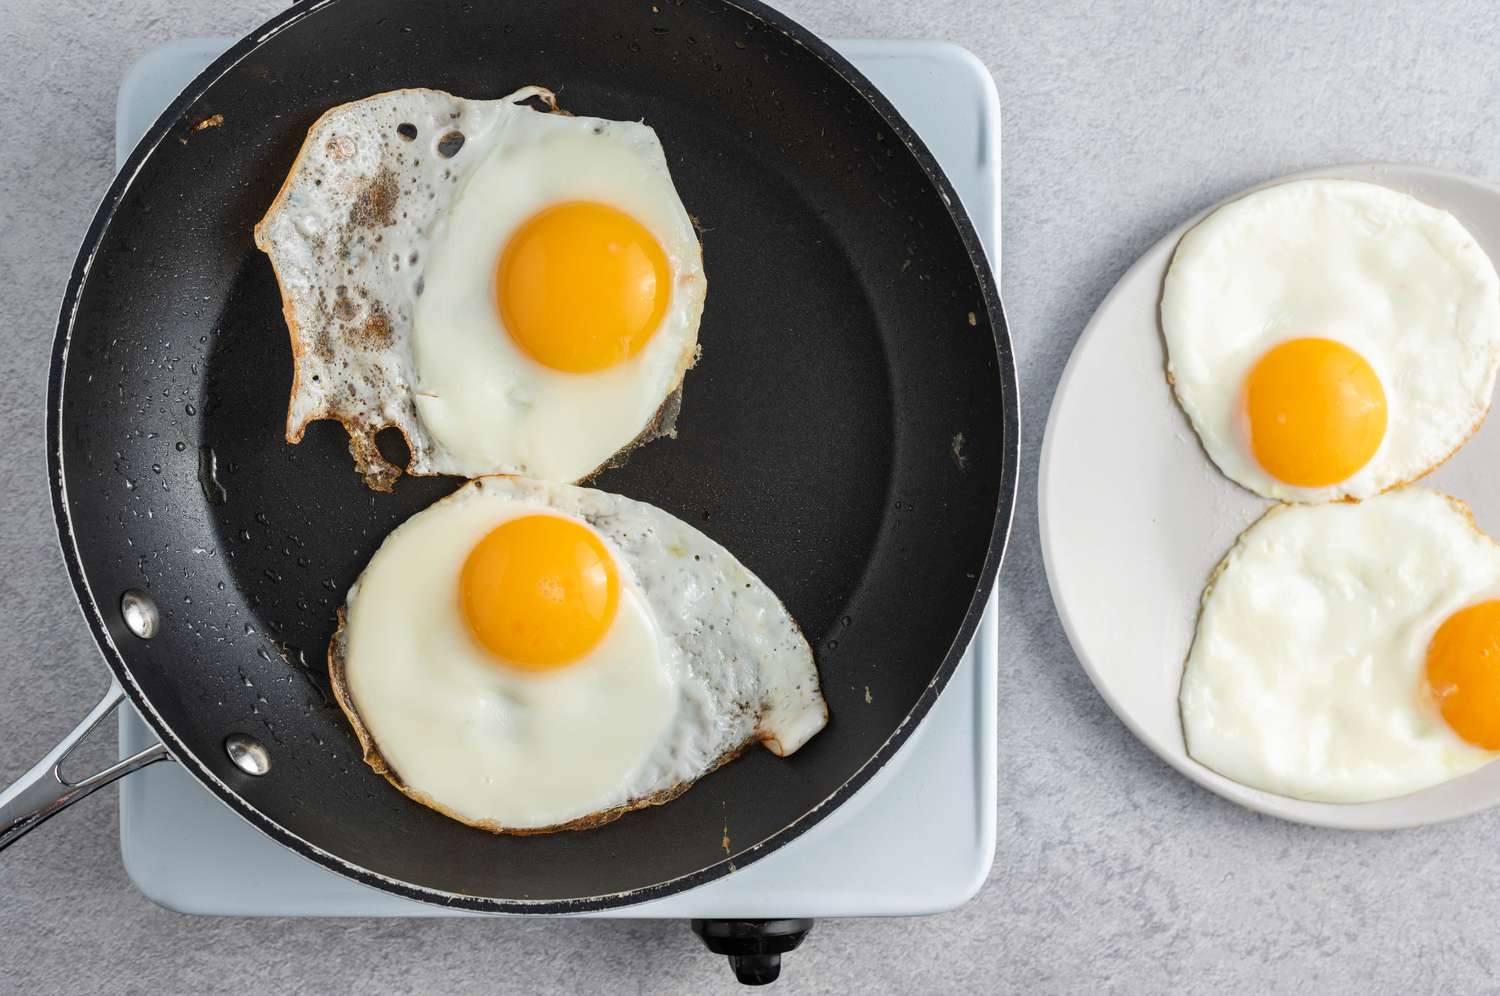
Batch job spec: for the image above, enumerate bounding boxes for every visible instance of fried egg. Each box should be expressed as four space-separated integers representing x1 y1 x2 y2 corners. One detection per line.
1161 179 1500 502
1180 488 1500 803
255 87 705 491
329 476 827 832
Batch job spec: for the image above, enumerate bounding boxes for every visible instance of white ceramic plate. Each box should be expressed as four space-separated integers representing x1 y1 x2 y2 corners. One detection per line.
1040 163 1500 829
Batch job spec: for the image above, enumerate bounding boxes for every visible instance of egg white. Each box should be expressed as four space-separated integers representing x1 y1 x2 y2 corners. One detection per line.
335 476 826 832
1180 488 1500 803
412 111 705 482
255 87 703 491
1161 179 1500 502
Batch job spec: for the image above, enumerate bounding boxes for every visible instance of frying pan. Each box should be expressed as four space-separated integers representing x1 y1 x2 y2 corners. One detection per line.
1 0 1016 979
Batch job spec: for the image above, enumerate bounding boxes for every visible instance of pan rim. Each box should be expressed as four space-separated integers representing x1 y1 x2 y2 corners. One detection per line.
46 0 1019 912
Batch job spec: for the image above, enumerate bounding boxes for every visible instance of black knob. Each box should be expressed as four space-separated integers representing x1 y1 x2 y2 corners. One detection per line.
690 918 815 986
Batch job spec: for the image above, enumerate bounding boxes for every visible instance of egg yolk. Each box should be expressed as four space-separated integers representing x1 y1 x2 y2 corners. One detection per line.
495 201 670 374
460 514 620 670
1426 599 1500 750
1243 337 1387 488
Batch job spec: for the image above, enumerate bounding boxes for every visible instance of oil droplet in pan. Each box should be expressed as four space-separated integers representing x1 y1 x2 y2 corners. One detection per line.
198 446 227 506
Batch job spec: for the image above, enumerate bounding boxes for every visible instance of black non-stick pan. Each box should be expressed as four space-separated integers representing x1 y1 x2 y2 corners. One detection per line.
0 0 1016 981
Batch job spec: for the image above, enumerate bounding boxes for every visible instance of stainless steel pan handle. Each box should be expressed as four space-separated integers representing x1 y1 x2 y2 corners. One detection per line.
0 677 170 851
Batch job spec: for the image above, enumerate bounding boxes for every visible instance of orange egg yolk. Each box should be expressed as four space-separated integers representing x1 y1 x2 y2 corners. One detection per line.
494 201 670 373
459 514 620 670
1426 599 1500 750
1243 337 1387 488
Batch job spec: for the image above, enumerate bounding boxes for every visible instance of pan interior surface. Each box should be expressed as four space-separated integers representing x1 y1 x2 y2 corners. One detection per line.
53 0 1009 907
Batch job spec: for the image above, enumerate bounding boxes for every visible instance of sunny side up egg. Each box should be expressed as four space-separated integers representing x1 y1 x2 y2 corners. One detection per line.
1162 179 1500 503
1180 488 1500 804
255 87 705 491
330 476 828 832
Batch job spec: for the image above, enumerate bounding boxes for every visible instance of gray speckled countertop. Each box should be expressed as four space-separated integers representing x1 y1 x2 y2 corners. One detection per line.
5 1 1500 993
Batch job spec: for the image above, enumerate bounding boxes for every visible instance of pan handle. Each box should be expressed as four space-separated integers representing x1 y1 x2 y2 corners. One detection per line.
0 677 170 852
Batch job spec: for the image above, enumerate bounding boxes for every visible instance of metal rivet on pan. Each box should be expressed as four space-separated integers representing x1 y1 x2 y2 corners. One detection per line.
120 589 159 639
225 733 271 776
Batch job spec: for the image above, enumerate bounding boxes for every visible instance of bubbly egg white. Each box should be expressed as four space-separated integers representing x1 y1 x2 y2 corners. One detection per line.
1162 179 1500 502
1180 488 1500 803
339 477 826 831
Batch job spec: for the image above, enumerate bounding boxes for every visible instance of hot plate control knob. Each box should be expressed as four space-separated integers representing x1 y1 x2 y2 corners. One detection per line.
690 918 814 986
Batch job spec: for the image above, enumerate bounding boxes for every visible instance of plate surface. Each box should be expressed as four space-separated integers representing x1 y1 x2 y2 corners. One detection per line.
1040 162 1500 830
